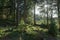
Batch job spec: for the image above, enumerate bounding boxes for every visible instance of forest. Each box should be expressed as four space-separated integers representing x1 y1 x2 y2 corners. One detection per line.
0 0 60 40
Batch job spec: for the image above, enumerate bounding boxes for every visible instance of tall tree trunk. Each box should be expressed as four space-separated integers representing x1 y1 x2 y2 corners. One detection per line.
46 1 49 28
51 0 53 24
17 0 21 24
34 2 36 25
16 0 19 26
57 0 60 28
51 10 53 23
23 0 27 24
34 4 36 25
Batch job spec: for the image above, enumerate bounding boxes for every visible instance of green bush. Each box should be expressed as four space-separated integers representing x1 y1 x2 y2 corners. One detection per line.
48 20 57 37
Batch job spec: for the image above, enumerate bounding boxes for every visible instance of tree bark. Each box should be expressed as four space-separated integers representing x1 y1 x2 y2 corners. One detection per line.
34 4 36 25
57 0 60 27
23 0 28 24
46 1 49 28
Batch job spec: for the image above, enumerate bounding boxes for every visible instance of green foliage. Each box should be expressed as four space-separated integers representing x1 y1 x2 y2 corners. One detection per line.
39 23 47 29
48 19 57 37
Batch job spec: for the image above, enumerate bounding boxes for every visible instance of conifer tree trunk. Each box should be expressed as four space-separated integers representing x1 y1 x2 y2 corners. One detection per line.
46 0 49 28
23 0 28 24
57 0 60 27
33 1 36 25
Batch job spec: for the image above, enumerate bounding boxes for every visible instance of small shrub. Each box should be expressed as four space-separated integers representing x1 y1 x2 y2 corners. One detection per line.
48 20 57 37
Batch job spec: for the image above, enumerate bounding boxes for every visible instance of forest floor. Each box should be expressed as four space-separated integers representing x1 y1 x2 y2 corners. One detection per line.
0 24 59 40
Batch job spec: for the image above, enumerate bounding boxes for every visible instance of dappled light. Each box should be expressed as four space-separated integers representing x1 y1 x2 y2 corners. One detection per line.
0 0 60 40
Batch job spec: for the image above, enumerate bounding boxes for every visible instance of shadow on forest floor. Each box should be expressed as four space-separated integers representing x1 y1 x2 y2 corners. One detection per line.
0 24 58 40
0 31 57 40
0 31 21 40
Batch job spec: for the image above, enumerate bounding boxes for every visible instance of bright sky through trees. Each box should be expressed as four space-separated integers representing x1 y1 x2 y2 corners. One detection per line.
32 5 58 18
